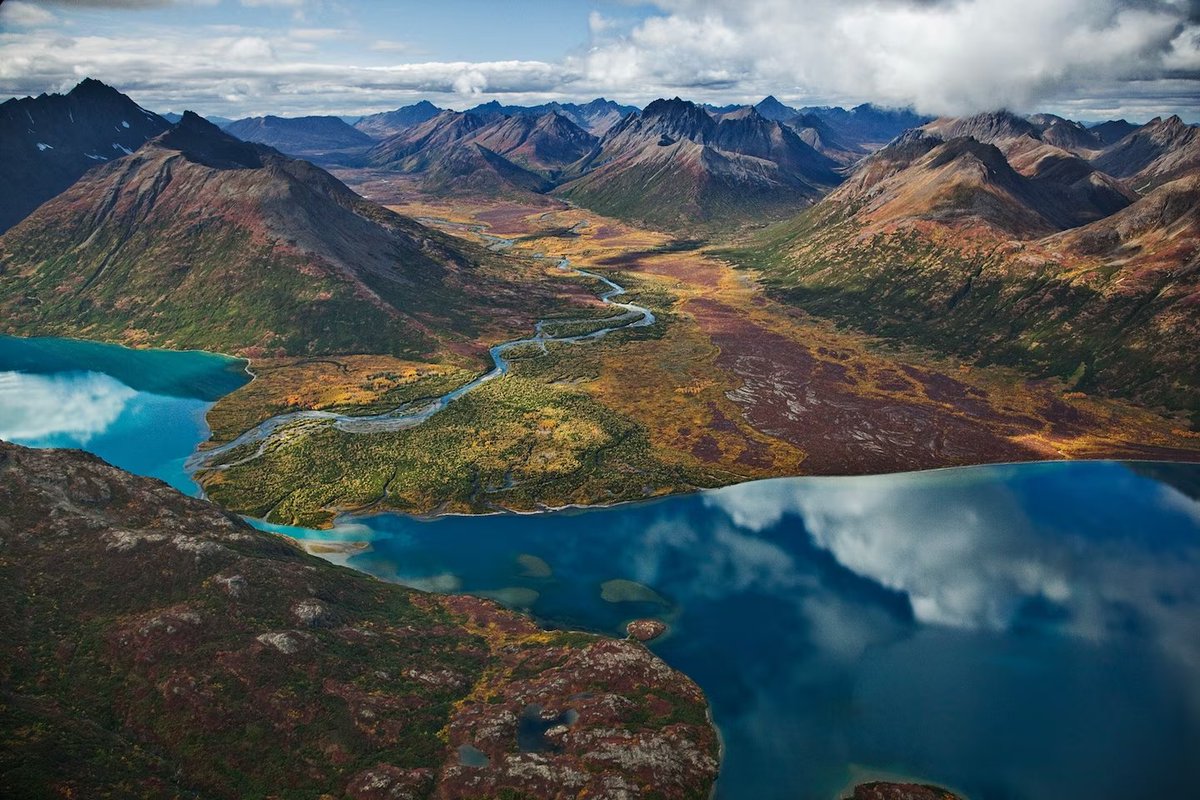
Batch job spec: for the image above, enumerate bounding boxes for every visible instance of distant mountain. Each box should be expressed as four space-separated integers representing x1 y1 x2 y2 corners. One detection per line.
465 98 638 135
223 114 374 162
468 111 599 178
1089 119 1138 147
748 97 931 163
0 112 520 358
556 97 843 230
162 111 233 127
364 109 596 196
1092 115 1200 190
353 100 442 139
753 96 800 122
0 78 169 233
801 103 932 149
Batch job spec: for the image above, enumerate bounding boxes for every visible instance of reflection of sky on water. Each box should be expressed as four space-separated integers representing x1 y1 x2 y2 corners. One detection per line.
0 369 214 494
705 470 1200 663
0 370 136 443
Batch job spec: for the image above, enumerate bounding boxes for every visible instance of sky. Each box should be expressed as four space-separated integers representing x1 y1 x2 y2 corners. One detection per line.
0 0 1197 122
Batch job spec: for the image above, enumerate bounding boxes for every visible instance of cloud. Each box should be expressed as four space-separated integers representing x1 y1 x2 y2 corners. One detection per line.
584 0 1200 115
0 1 58 27
0 0 1196 118
0 371 135 443
38 0 218 7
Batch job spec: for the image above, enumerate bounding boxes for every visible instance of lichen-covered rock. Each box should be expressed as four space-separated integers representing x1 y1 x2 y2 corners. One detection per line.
0 442 719 799
847 782 964 800
626 618 668 642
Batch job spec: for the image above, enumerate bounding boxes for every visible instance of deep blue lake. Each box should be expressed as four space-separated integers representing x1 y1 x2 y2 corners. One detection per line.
2 334 1198 800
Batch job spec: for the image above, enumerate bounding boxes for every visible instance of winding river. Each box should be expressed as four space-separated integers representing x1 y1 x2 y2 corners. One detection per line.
188 257 655 472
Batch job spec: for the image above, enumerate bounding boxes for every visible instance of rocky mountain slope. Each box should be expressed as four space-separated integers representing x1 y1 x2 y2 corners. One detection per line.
0 112 553 359
0 441 719 799
468 111 599 179
726 114 1200 423
363 109 591 195
557 98 843 230
1092 115 1200 190
223 114 374 162
0 78 169 234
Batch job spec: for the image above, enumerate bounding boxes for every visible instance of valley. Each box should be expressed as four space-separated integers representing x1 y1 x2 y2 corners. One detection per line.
185 171 1200 526
2 85 1198 531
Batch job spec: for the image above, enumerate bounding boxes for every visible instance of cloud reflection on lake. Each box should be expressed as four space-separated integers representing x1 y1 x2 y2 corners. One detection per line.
703 468 1200 674
0 370 135 443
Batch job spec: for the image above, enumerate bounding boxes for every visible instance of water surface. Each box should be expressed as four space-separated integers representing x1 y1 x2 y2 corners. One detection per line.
2 334 1198 800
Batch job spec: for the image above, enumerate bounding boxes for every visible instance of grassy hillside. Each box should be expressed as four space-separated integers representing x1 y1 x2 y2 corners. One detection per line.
0 114 565 362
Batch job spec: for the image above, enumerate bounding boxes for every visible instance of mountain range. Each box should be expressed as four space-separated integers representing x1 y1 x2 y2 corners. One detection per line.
222 114 374 162
2 78 1197 419
558 98 844 229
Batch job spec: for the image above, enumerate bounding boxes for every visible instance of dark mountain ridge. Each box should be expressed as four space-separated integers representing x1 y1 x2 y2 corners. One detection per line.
0 78 169 233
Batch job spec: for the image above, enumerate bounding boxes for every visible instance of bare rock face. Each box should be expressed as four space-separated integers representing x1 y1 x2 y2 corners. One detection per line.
627 618 668 642
0 442 718 799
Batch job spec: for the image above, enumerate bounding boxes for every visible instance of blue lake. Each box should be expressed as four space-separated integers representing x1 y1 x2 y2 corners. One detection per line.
2 334 1198 800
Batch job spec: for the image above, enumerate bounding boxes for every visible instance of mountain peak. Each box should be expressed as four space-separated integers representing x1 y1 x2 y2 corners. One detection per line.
924 110 1040 145
1153 114 1187 132
68 77 123 100
642 97 707 122
755 95 798 122
158 111 263 169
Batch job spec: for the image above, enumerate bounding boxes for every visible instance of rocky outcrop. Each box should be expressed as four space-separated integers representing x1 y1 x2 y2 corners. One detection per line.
846 782 963 800
0 442 718 799
627 619 668 642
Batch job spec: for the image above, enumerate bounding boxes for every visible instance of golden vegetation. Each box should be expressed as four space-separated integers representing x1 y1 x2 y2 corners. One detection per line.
197 183 1200 525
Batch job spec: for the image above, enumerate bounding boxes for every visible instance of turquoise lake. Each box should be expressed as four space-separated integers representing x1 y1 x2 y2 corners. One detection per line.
2 334 1198 800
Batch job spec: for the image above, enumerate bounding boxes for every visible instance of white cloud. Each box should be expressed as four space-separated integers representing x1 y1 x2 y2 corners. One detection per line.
0 0 1195 119
1 1 58 27
583 0 1200 115
0 371 135 443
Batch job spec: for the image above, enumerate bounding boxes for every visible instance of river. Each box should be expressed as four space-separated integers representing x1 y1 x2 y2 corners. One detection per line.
189 258 654 472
